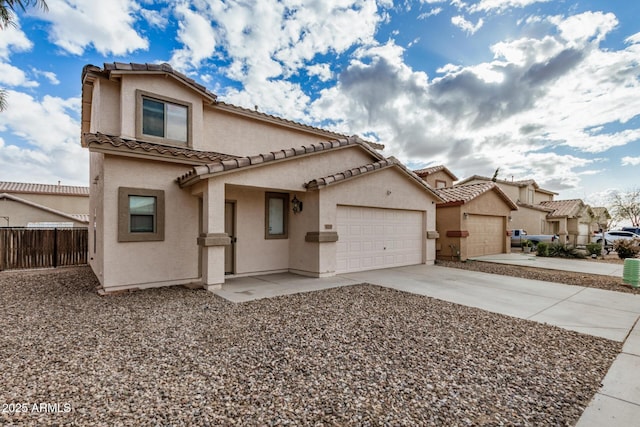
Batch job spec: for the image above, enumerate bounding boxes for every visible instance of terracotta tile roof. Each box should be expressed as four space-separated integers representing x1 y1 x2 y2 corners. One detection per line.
0 181 89 196
84 133 238 164
456 175 558 195
516 201 555 212
84 62 217 102
178 136 365 186
435 182 518 209
304 158 443 202
539 199 587 218
305 159 395 190
413 165 458 181
0 193 89 224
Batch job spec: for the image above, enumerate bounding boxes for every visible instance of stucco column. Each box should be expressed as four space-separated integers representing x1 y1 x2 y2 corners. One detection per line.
198 179 229 290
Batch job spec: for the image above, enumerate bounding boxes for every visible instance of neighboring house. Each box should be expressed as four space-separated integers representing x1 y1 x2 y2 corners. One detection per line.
81 62 442 293
434 182 517 260
0 181 89 227
538 200 594 246
457 175 558 235
414 165 458 188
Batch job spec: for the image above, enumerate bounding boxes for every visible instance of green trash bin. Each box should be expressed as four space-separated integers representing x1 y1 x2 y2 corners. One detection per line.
623 259 640 288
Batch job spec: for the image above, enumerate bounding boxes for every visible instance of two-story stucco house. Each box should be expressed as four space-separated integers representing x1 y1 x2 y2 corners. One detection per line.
81 63 442 293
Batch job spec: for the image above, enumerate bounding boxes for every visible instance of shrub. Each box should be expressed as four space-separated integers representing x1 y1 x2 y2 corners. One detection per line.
586 242 603 256
613 238 640 259
536 242 550 257
542 243 586 259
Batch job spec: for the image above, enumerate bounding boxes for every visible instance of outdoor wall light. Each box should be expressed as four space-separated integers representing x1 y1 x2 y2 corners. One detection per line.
291 195 303 214
463 212 468 219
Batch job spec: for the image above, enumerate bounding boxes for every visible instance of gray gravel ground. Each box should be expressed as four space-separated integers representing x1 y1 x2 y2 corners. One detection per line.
1 267 620 426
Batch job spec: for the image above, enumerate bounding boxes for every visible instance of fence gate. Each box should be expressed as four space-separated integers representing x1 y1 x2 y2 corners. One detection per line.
0 228 88 271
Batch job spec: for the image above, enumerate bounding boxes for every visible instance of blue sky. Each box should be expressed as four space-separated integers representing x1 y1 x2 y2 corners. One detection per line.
1 0 639 208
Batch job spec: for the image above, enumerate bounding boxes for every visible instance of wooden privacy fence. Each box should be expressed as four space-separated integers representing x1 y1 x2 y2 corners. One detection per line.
0 228 88 271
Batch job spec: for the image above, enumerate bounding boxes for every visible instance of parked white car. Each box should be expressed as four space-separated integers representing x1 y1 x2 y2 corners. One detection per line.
591 230 640 246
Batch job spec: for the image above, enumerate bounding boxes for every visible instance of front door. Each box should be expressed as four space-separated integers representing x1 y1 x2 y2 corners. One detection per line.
225 201 235 274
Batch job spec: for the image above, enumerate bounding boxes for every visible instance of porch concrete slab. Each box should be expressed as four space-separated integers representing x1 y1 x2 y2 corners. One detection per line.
213 274 360 303
575 393 640 427
470 253 624 277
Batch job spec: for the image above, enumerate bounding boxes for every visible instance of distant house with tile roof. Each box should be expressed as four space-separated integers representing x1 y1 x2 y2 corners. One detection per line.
539 200 594 245
81 62 442 293
0 181 89 227
433 182 517 260
413 165 458 188
456 175 598 245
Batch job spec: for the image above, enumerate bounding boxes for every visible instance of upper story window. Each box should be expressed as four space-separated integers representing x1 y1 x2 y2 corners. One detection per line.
435 179 447 188
136 90 191 146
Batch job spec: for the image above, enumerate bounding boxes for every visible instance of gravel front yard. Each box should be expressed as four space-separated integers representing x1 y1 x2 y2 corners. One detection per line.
437 258 637 294
1 267 619 426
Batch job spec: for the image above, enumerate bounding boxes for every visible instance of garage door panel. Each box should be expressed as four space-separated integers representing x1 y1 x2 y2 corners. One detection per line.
336 206 424 273
467 215 504 257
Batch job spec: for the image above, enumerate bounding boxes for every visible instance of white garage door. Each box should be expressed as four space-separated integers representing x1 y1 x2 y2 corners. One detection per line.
336 206 423 273
466 214 504 257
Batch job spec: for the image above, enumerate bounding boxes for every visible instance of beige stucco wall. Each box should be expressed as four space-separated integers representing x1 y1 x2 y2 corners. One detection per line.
98 155 199 290
425 171 454 188
90 78 121 136
436 190 513 261
0 199 86 227
89 152 105 286
204 108 336 156
510 206 548 234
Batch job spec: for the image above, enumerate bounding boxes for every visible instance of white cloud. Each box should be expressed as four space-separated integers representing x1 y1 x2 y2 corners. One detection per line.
306 63 333 82
170 3 217 70
0 62 37 87
306 10 640 194
0 18 32 59
140 7 169 29
36 0 148 55
451 15 484 35
0 90 87 185
418 8 442 19
551 11 618 46
33 69 60 85
622 156 640 166
470 0 552 13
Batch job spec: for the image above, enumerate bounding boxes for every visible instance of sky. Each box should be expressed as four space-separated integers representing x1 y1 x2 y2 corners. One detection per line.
0 0 639 208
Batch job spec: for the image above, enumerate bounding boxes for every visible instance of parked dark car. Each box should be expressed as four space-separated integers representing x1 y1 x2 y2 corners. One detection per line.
622 227 640 235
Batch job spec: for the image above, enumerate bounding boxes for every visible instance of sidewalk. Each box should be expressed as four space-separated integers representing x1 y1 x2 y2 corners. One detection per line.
469 252 624 277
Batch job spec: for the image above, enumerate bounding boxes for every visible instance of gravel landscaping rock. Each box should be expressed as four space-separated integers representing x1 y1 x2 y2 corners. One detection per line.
437 259 638 294
1 267 620 426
